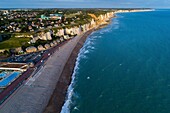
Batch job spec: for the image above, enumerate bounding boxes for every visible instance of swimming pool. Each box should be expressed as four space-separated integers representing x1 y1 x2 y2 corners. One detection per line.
0 72 21 88
0 72 6 78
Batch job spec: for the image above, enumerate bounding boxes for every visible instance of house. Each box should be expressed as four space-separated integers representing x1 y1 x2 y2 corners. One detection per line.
44 44 50 49
26 46 37 53
53 41 57 45
37 45 45 51
0 62 28 72
50 14 63 20
15 47 23 53
41 14 63 20
50 42 54 47
41 15 49 20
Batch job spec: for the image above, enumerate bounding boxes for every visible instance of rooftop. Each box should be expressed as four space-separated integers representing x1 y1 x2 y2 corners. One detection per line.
0 62 28 71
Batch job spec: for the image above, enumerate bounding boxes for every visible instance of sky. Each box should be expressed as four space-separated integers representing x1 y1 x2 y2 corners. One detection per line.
0 0 170 8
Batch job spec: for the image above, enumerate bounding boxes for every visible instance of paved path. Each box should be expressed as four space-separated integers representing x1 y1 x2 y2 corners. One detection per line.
0 35 82 113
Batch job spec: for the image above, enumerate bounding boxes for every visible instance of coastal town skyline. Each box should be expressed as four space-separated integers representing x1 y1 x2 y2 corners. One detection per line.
0 0 170 8
0 0 170 112
0 2 170 112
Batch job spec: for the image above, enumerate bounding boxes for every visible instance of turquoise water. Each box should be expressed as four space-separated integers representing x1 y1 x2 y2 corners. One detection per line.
61 10 170 113
0 72 6 78
0 72 20 87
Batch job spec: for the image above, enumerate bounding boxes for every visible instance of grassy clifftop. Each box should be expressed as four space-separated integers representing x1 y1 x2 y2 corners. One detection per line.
0 36 30 49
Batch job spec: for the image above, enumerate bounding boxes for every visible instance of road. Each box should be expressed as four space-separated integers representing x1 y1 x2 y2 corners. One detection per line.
0 35 82 113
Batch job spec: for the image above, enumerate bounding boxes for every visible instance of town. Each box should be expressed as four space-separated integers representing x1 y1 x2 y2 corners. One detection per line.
0 8 117 105
0 9 115 56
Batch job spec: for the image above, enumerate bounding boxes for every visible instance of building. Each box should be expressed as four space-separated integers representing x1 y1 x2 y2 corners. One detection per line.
0 62 29 72
50 14 63 20
26 46 37 53
41 15 49 20
37 45 45 51
44 44 50 49
41 14 63 20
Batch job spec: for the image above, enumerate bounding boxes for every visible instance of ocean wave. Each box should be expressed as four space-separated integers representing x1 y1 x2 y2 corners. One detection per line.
91 35 102 39
61 26 109 113
60 49 82 113
91 36 98 38
98 24 114 34
86 39 94 45
100 32 104 34
110 19 119 30
116 14 124 18
113 19 119 25
113 21 119 25
87 46 95 50
113 25 119 29
61 36 95 113
101 28 112 33
84 50 90 54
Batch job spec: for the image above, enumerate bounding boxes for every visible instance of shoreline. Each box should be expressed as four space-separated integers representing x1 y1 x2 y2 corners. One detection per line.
43 29 95 113
43 21 112 113
0 9 154 113
43 9 152 113
0 27 91 113
0 10 114 113
115 9 154 13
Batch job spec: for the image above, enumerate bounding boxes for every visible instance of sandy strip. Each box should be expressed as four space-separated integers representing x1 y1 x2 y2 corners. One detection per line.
0 32 90 113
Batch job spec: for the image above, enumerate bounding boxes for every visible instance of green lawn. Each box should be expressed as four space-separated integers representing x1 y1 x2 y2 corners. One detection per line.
0 37 31 49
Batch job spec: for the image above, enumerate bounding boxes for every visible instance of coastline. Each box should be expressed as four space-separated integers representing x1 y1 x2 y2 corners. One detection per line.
43 29 95 113
0 9 153 113
0 28 91 113
43 9 153 113
0 10 114 113
43 20 112 113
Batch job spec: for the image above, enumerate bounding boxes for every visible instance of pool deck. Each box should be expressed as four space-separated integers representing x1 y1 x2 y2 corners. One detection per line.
0 34 83 113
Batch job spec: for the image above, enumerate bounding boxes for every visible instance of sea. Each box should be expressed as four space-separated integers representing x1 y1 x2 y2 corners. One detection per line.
61 9 170 113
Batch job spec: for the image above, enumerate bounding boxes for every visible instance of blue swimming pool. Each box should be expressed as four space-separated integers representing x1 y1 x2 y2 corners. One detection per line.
0 72 6 78
0 72 21 88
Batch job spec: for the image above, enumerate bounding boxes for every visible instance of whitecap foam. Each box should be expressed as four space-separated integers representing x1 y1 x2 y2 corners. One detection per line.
86 40 94 46
60 51 81 113
61 36 95 113
87 46 95 50
99 25 113 34
91 47 95 50
113 20 119 25
84 50 90 54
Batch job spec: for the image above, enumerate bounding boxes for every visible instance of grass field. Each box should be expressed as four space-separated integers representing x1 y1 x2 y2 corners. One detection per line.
0 37 31 49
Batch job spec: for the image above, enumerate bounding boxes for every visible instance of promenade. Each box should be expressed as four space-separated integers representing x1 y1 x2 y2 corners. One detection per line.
0 34 82 113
